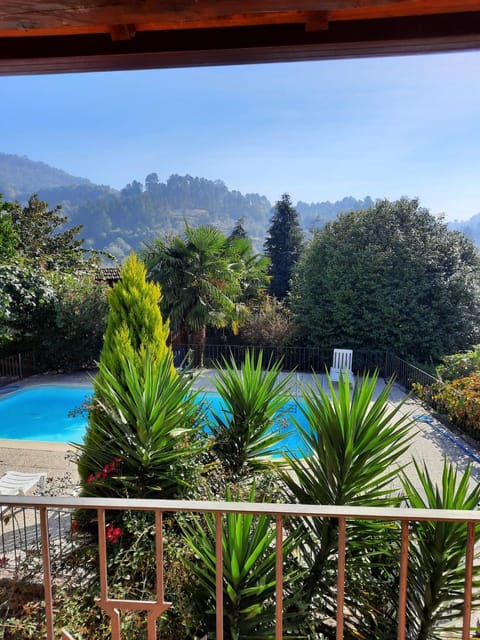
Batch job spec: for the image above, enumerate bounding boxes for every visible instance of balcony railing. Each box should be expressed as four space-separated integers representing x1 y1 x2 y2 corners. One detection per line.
0 494 478 640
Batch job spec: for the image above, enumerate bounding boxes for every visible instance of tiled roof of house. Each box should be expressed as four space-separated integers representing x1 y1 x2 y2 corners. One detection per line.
96 266 121 282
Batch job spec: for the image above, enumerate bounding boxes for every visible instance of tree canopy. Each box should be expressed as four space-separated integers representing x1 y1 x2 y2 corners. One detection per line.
9 194 91 270
144 223 269 366
78 253 175 485
264 193 303 299
290 197 480 362
0 193 108 364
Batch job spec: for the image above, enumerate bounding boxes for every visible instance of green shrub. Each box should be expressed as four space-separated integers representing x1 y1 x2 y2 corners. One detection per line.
436 345 480 381
402 460 480 639
76 352 204 500
279 371 413 636
415 374 480 436
210 350 295 479
181 484 304 640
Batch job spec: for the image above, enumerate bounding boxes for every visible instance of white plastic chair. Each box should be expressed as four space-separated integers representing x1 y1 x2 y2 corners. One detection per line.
0 470 46 516
329 348 353 383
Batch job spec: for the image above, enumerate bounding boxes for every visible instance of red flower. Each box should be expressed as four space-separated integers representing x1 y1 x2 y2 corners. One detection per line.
87 474 94 484
106 524 122 544
71 519 79 534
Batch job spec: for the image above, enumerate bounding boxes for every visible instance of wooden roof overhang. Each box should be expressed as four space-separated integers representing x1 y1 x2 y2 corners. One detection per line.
1 1 480 76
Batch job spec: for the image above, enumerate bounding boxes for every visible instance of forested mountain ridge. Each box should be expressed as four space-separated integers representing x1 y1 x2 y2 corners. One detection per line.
0 152 114 216
3 152 478 260
1 152 92 197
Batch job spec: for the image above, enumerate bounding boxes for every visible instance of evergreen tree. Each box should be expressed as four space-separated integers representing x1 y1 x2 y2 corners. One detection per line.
0 196 17 261
78 253 174 482
264 193 303 299
96 253 172 382
228 217 248 241
10 194 90 269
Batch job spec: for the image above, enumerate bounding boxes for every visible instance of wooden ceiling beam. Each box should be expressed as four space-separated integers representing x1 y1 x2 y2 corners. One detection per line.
332 0 480 21
0 1 479 76
110 24 136 41
0 0 417 33
1 11 480 77
0 12 328 39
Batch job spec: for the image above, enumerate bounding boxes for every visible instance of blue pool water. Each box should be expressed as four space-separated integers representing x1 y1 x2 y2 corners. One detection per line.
0 385 306 453
0 385 92 443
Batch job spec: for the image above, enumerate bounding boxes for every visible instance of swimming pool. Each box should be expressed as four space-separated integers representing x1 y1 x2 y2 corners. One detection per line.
0 385 92 443
0 384 305 452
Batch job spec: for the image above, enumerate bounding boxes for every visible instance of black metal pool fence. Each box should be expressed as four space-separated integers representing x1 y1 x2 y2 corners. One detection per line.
172 344 441 389
0 345 441 391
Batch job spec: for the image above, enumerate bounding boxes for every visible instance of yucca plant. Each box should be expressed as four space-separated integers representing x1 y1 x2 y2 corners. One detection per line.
181 484 305 639
75 351 205 499
210 349 295 479
278 371 414 635
402 460 480 639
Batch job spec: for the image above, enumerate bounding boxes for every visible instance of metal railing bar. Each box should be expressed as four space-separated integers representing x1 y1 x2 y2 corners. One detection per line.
155 510 164 603
97 508 108 601
97 507 121 639
397 520 409 640
336 517 346 640
2 496 480 640
462 521 475 640
39 505 55 640
3 495 480 524
11 507 19 564
275 514 283 640
215 511 224 640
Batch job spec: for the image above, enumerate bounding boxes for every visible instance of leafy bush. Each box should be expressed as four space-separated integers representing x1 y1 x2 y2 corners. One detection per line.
402 460 480 639
0 263 108 369
210 349 295 479
436 345 480 381
38 272 108 370
181 485 304 639
279 371 413 636
415 374 480 436
239 296 294 347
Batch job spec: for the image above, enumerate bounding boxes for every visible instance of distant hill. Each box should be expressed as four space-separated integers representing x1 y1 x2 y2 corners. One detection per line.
296 196 375 230
0 152 92 199
9 152 475 261
0 152 114 215
449 214 480 247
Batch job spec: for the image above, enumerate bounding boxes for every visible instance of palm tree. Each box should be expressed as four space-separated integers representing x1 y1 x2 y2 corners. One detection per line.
402 460 480 639
144 223 268 367
278 372 413 636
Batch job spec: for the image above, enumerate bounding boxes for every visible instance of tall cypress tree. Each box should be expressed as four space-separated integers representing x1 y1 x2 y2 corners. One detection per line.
95 252 172 382
78 253 174 482
264 193 304 299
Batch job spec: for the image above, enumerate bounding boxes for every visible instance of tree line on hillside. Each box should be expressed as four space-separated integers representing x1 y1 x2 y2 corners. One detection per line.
1 190 479 367
64 174 373 259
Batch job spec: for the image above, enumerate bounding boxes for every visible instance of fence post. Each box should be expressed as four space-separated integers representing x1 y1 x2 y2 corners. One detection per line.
18 353 23 379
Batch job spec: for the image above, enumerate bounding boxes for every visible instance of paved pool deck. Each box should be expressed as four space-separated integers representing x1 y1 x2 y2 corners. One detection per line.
0 368 479 494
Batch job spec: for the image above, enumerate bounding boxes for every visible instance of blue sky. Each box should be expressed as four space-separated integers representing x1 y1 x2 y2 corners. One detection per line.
1 50 479 221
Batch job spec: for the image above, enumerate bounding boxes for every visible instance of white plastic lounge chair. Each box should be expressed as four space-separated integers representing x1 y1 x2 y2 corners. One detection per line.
0 471 46 515
329 348 353 383
0 470 46 529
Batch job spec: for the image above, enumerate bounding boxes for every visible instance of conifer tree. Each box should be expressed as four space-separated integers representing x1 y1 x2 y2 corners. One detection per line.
96 252 172 382
264 193 303 299
78 253 175 482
